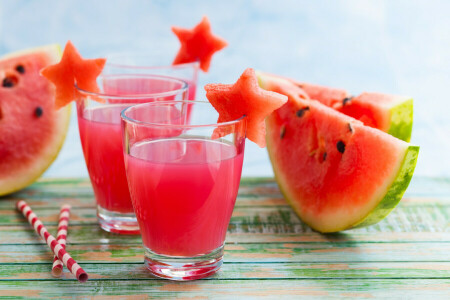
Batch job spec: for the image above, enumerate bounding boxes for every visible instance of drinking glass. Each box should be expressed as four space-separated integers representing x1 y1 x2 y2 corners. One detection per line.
76 74 188 234
103 53 199 100
121 100 247 280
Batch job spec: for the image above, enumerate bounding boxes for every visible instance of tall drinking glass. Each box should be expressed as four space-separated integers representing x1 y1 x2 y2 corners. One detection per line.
76 75 188 234
121 100 247 280
104 53 199 100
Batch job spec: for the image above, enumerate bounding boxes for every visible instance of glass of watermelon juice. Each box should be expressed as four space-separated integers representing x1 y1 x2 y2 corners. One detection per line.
121 100 246 280
103 53 199 100
76 74 189 234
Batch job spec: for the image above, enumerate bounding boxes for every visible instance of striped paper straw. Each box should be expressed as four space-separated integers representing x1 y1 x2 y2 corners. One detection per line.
51 204 71 277
16 200 88 282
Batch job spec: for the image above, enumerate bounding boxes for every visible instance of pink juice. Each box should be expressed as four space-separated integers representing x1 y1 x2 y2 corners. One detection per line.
78 105 133 213
125 138 244 257
187 82 196 100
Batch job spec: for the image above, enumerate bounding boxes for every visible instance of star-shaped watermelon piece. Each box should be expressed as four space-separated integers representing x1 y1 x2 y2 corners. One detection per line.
205 68 288 147
172 16 227 72
41 41 106 109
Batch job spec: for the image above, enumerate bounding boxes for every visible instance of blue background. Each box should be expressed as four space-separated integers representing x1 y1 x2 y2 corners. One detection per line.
1 0 449 178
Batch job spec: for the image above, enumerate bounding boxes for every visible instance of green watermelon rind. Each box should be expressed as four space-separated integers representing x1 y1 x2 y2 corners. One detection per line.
388 98 413 143
352 145 419 229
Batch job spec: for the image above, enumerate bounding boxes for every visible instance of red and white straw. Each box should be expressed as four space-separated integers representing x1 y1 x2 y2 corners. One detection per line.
51 204 71 277
16 200 88 282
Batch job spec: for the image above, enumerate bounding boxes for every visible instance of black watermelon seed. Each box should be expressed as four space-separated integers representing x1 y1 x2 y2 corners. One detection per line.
280 125 286 139
342 97 353 106
15 65 25 74
296 106 310 117
337 140 346 154
34 106 43 118
2 77 15 88
322 152 327 161
348 123 353 133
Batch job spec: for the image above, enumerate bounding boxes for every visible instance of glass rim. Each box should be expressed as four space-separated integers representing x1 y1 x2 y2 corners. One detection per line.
105 52 200 70
121 100 247 129
74 74 189 100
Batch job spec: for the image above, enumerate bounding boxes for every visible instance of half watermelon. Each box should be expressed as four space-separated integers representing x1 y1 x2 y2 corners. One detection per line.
0 45 71 196
266 96 419 232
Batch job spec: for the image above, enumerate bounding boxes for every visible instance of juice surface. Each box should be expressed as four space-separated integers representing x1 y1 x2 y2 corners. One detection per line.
102 76 196 101
126 138 244 256
78 105 134 213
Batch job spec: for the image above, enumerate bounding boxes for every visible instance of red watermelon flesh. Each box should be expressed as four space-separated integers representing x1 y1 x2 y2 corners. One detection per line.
297 82 348 107
257 73 309 102
40 41 106 109
266 96 419 232
258 72 413 142
0 45 71 196
172 16 227 72
205 68 287 147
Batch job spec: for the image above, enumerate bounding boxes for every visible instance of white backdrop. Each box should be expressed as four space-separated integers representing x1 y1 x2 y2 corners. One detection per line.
1 0 449 177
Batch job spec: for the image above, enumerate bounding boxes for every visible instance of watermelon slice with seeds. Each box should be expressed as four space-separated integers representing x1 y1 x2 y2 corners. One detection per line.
266 95 419 232
0 45 71 196
258 72 413 142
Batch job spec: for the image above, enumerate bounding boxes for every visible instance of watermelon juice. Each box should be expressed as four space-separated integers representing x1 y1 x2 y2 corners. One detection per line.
126 138 244 256
76 74 189 234
78 105 133 213
121 100 247 280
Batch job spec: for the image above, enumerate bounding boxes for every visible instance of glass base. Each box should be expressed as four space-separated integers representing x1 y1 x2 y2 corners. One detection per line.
144 245 224 281
97 205 140 234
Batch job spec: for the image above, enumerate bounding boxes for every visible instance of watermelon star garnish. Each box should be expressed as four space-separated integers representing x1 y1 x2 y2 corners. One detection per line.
205 68 288 148
41 41 106 109
172 16 227 72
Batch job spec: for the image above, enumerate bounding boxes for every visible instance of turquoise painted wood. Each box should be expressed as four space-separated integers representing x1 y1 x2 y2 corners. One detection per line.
0 177 449 299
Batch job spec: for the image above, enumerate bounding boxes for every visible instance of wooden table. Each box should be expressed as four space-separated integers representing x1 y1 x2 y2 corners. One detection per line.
0 177 449 299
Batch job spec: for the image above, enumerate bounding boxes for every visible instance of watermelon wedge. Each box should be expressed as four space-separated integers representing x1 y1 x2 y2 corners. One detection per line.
258 72 413 142
266 96 419 232
0 45 71 196
335 92 413 143
172 16 227 72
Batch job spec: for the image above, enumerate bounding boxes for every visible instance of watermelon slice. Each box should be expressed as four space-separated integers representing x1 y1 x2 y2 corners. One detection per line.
0 45 71 196
266 96 419 232
41 41 106 109
258 72 413 142
335 92 413 143
205 68 287 147
172 16 227 72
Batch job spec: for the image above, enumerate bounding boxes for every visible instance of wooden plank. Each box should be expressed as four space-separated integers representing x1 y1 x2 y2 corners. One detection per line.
0 279 448 299
1 190 449 244
1 242 449 264
2 194 449 211
2 224 449 245
1 176 448 210
1 200 448 226
1 262 450 280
